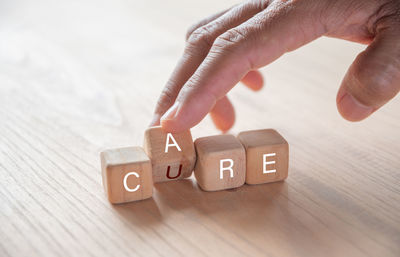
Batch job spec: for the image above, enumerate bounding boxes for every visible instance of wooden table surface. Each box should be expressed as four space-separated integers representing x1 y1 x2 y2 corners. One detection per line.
1 0 399 256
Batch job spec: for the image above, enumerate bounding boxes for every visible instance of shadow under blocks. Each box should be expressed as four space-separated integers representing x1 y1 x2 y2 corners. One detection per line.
100 126 289 204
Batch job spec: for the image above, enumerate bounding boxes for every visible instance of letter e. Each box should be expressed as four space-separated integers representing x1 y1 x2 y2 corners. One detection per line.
263 153 276 174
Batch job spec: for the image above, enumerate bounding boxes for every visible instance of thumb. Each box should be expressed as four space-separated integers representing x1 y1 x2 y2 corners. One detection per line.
337 24 400 122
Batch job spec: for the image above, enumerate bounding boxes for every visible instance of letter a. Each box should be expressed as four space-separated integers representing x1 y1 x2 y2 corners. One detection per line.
220 159 234 179
165 133 182 153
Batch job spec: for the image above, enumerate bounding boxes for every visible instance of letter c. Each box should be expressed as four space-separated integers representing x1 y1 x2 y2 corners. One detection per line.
123 172 140 192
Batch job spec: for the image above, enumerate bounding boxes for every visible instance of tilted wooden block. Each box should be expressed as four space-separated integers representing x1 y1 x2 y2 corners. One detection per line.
237 129 289 185
100 147 153 204
194 135 246 191
143 126 196 182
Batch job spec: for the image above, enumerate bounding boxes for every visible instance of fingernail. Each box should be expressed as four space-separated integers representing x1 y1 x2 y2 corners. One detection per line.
160 101 180 122
338 93 374 121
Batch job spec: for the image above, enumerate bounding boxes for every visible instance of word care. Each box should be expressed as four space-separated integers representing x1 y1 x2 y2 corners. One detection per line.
100 127 289 204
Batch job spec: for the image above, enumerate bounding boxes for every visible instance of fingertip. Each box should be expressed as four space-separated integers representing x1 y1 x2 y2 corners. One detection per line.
209 96 235 133
160 115 194 133
160 102 184 133
210 112 235 133
160 118 180 133
337 89 375 122
241 70 264 91
160 99 204 133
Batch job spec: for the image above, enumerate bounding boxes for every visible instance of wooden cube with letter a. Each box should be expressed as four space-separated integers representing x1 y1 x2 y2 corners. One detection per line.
143 126 196 182
237 129 289 185
100 147 153 204
194 135 246 191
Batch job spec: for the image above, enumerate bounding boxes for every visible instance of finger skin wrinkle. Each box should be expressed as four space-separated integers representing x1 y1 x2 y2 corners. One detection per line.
369 0 400 34
216 28 248 46
180 72 203 95
185 0 267 49
213 26 257 69
185 7 233 40
155 87 177 114
255 0 272 11
187 25 215 50
323 0 381 40
323 0 370 28
349 49 400 107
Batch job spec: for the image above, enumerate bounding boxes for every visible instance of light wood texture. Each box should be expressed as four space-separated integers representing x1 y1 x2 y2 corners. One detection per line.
0 0 399 256
238 129 289 184
143 126 196 182
194 135 246 191
101 147 153 204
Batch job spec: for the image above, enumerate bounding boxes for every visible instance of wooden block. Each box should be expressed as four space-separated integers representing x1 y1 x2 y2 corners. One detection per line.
143 126 196 182
100 146 153 204
237 129 289 185
194 135 246 191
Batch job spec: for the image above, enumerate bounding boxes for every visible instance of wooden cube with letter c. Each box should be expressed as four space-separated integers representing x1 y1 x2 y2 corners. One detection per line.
143 126 196 183
100 146 153 204
237 129 289 185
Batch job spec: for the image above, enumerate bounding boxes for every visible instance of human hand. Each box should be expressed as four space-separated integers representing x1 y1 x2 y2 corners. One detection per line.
150 0 400 132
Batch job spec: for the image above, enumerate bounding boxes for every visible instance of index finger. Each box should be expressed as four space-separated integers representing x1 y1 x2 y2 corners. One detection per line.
160 1 325 132
150 1 267 126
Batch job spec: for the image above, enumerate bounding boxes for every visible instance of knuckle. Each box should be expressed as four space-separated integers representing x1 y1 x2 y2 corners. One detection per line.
219 28 246 44
186 25 215 49
179 74 201 97
185 20 206 41
371 0 400 33
211 26 258 69
213 28 248 52
185 23 198 41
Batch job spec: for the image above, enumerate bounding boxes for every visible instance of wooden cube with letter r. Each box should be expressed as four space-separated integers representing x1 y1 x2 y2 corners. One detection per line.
194 134 246 191
238 129 289 185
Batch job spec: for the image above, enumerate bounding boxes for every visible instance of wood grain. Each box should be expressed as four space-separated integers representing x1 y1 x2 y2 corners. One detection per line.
0 0 399 256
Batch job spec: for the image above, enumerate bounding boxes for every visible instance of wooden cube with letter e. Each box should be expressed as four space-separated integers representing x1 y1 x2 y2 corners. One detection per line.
238 129 289 185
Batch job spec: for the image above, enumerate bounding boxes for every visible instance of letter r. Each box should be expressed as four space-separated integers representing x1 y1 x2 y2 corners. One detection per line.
220 159 234 179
